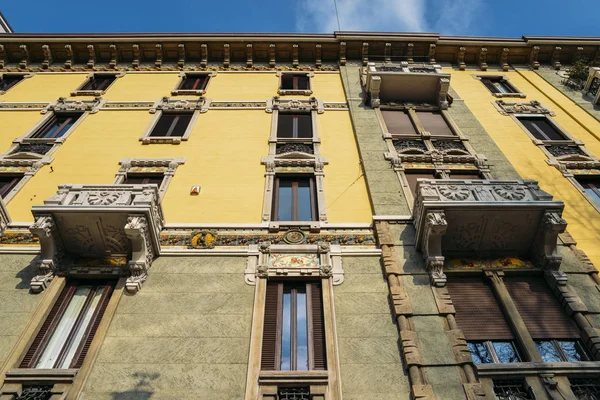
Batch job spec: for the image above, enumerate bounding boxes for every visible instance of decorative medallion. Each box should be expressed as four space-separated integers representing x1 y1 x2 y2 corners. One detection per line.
283 229 306 244
439 185 471 201
190 231 218 249
87 191 123 205
493 185 526 200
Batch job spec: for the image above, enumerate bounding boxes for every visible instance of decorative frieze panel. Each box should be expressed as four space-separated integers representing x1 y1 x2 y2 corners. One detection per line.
29 184 164 293
413 179 565 285
493 100 555 116
42 97 103 114
265 96 324 114
244 241 343 285
149 96 210 114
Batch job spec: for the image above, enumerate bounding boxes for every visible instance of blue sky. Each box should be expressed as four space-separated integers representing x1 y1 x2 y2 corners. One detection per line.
1 0 598 37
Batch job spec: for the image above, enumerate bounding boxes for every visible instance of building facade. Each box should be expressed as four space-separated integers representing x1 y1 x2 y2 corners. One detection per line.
0 31 598 399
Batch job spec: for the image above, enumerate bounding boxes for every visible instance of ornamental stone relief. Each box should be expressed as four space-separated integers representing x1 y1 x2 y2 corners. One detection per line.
493 100 555 116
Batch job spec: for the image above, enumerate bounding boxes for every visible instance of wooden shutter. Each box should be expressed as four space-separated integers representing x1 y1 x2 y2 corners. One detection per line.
71 285 113 368
382 111 416 135
261 282 281 370
405 172 436 197
19 284 77 368
447 279 514 340
417 111 454 136
504 277 579 339
309 283 327 370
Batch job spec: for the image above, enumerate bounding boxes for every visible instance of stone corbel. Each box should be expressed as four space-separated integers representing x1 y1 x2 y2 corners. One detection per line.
200 43 208 68
500 48 509 71
384 43 392 63
29 215 64 293
315 44 321 68
529 46 540 69
457 47 466 71
19 45 29 69
362 42 369 66
369 75 381 108
124 215 155 294
429 44 436 64
41 45 52 69
573 47 584 63
223 44 230 68
478 48 488 71
246 44 253 68
132 44 140 68
109 44 118 69
406 43 414 63
339 42 346 66
87 45 95 68
178 44 186 68
64 44 73 69
269 43 276 67
155 44 163 68
255 241 271 279
552 47 562 70
292 44 299 68
533 211 566 271
438 78 450 109
244 244 260 285
0 44 5 69
422 211 448 287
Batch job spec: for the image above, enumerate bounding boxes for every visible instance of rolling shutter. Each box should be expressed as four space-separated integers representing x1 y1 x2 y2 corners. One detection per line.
504 277 579 339
416 111 454 136
447 279 514 340
405 172 436 197
382 111 416 135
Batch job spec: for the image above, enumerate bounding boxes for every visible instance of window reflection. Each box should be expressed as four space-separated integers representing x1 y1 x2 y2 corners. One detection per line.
467 342 492 364
536 341 562 362
492 342 520 363
468 341 521 364
281 292 292 371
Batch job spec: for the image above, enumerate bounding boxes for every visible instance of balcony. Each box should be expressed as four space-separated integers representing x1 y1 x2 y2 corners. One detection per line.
413 179 566 286
29 184 164 293
363 62 451 108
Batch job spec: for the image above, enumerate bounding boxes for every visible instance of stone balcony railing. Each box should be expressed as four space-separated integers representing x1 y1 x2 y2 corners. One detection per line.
363 61 450 108
413 179 566 286
29 184 164 294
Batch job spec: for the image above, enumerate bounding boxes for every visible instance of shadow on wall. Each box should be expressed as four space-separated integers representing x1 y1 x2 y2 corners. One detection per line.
111 372 158 400
15 257 39 290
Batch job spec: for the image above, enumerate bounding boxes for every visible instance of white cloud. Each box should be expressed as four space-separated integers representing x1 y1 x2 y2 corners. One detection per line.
296 0 483 35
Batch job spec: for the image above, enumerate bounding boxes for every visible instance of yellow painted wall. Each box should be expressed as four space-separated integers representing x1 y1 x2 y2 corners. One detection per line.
447 69 600 267
2 72 369 224
319 112 372 223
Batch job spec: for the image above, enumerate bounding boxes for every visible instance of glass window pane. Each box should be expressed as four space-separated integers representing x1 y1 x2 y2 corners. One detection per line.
296 290 308 370
59 287 105 368
36 287 91 368
492 341 520 363
467 342 493 364
296 115 312 138
277 115 294 138
558 341 587 362
277 180 293 221
297 180 313 221
280 291 292 371
535 340 562 362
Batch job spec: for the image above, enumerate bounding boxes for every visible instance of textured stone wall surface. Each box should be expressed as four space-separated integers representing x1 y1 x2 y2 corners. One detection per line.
81 256 253 400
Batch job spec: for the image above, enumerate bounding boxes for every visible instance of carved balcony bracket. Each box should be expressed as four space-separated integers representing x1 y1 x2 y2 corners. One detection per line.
533 211 567 271
41 45 53 69
500 48 509 71
30 185 164 294
529 46 540 69
421 211 447 286
478 47 488 71
457 47 466 71
64 45 73 69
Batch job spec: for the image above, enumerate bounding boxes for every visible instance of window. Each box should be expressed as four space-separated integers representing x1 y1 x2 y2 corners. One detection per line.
479 76 523 97
0 175 23 199
0 74 25 92
382 111 417 135
272 176 317 221
171 73 211 95
123 173 164 187
19 281 114 369
570 378 600 399
493 380 533 400
261 281 326 371
277 114 312 139
575 176 600 206
278 73 312 95
149 113 192 138
79 74 116 92
517 116 568 141
404 171 437 198
447 279 521 365
281 74 310 91
31 114 81 139
448 276 589 365
417 111 454 136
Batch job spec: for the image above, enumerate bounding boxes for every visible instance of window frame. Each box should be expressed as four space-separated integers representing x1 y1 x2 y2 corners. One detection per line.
276 112 314 140
272 175 318 222
140 97 207 144
0 174 24 200
277 72 314 96
171 71 215 96
571 175 600 214
114 158 185 200
71 72 123 96
0 72 32 94
473 74 526 98
514 114 572 143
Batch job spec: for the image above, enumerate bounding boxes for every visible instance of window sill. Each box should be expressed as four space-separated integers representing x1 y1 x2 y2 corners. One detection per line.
17 137 66 145
140 136 185 145
171 89 206 96
71 90 106 96
259 370 328 385
278 89 313 96
5 368 78 384
476 361 600 376
269 221 320 233
492 93 526 98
